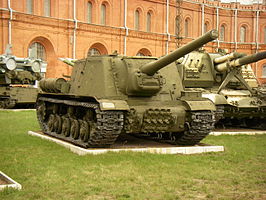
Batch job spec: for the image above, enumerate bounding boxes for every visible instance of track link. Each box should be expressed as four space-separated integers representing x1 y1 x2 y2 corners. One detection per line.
133 111 215 146
171 111 215 145
36 96 124 148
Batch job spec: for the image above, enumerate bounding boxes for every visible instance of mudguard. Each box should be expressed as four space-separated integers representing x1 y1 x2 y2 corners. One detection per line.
183 100 216 111
202 93 228 105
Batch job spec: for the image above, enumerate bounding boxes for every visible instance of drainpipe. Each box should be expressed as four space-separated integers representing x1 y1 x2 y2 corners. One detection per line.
255 9 259 78
234 8 238 50
166 0 170 55
124 0 128 55
216 7 220 48
201 4 204 35
7 0 13 45
73 0 77 59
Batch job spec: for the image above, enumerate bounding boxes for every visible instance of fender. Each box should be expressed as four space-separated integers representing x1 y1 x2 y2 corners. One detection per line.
202 93 228 105
183 100 216 111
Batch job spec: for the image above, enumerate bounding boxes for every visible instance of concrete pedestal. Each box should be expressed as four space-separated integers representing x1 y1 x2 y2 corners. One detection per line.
210 129 266 136
0 171 22 191
28 131 224 155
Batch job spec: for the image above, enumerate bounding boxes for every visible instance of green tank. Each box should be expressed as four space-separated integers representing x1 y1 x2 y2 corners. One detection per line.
36 30 218 148
176 48 266 128
0 45 43 108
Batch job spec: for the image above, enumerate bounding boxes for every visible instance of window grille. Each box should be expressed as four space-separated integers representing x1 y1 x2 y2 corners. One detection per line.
175 17 180 36
204 22 208 33
88 48 100 56
240 26 246 43
185 19 189 37
264 27 266 44
44 0 51 17
87 2 92 23
147 12 151 32
101 4 106 25
263 65 266 78
27 0 33 14
220 25 225 41
135 10 140 30
29 42 46 61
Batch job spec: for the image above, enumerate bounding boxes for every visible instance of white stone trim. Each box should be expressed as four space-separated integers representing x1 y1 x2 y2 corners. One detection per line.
0 171 22 191
28 131 224 156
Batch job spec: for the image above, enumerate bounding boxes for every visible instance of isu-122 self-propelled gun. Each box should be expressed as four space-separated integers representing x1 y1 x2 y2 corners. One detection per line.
176 49 266 128
36 30 219 148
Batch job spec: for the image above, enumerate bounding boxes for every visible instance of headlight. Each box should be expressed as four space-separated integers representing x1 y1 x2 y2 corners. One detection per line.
102 102 115 109
5 58 17 70
31 61 41 72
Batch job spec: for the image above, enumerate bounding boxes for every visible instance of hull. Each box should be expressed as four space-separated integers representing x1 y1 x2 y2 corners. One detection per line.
204 89 266 129
0 86 38 108
36 93 215 148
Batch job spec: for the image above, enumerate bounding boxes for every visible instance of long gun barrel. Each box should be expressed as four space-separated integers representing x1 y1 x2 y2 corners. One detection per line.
140 29 219 76
213 52 244 64
229 51 266 67
59 58 77 67
215 51 266 72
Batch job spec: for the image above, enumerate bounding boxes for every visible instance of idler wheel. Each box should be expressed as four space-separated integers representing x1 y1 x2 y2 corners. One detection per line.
79 120 90 142
62 117 71 137
36 101 46 121
70 119 80 139
47 114 55 132
54 115 62 134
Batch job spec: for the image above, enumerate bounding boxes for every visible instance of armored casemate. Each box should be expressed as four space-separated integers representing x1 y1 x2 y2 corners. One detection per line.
37 30 219 148
0 45 44 108
176 48 266 128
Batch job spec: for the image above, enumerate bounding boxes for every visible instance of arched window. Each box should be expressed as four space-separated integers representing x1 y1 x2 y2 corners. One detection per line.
88 43 108 56
101 4 106 25
220 25 225 41
28 42 46 61
146 12 151 32
240 26 247 43
88 48 101 56
263 65 266 77
204 22 208 33
136 48 152 56
27 0 33 14
136 52 145 56
135 10 140 30
44 0 50 17
87 2 92 23
175 17 180 36
29 42 46 76
184 18 189 37
264 27 266 44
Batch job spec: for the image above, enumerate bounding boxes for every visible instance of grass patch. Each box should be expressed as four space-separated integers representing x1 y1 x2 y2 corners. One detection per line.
0 110 265 200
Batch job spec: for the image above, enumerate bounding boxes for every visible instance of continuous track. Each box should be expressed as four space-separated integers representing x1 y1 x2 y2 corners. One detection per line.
0 97 16 109
36 96 215 147
36 96 124 148
134 111 215 146
171 111 215 145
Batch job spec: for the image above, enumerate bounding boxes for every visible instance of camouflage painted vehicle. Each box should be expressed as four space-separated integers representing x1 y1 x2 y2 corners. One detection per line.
176 48 266 128
0 46 43 108
36 30 219 148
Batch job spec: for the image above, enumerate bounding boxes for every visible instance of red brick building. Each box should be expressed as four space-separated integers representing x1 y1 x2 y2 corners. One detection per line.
0 0 266 84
